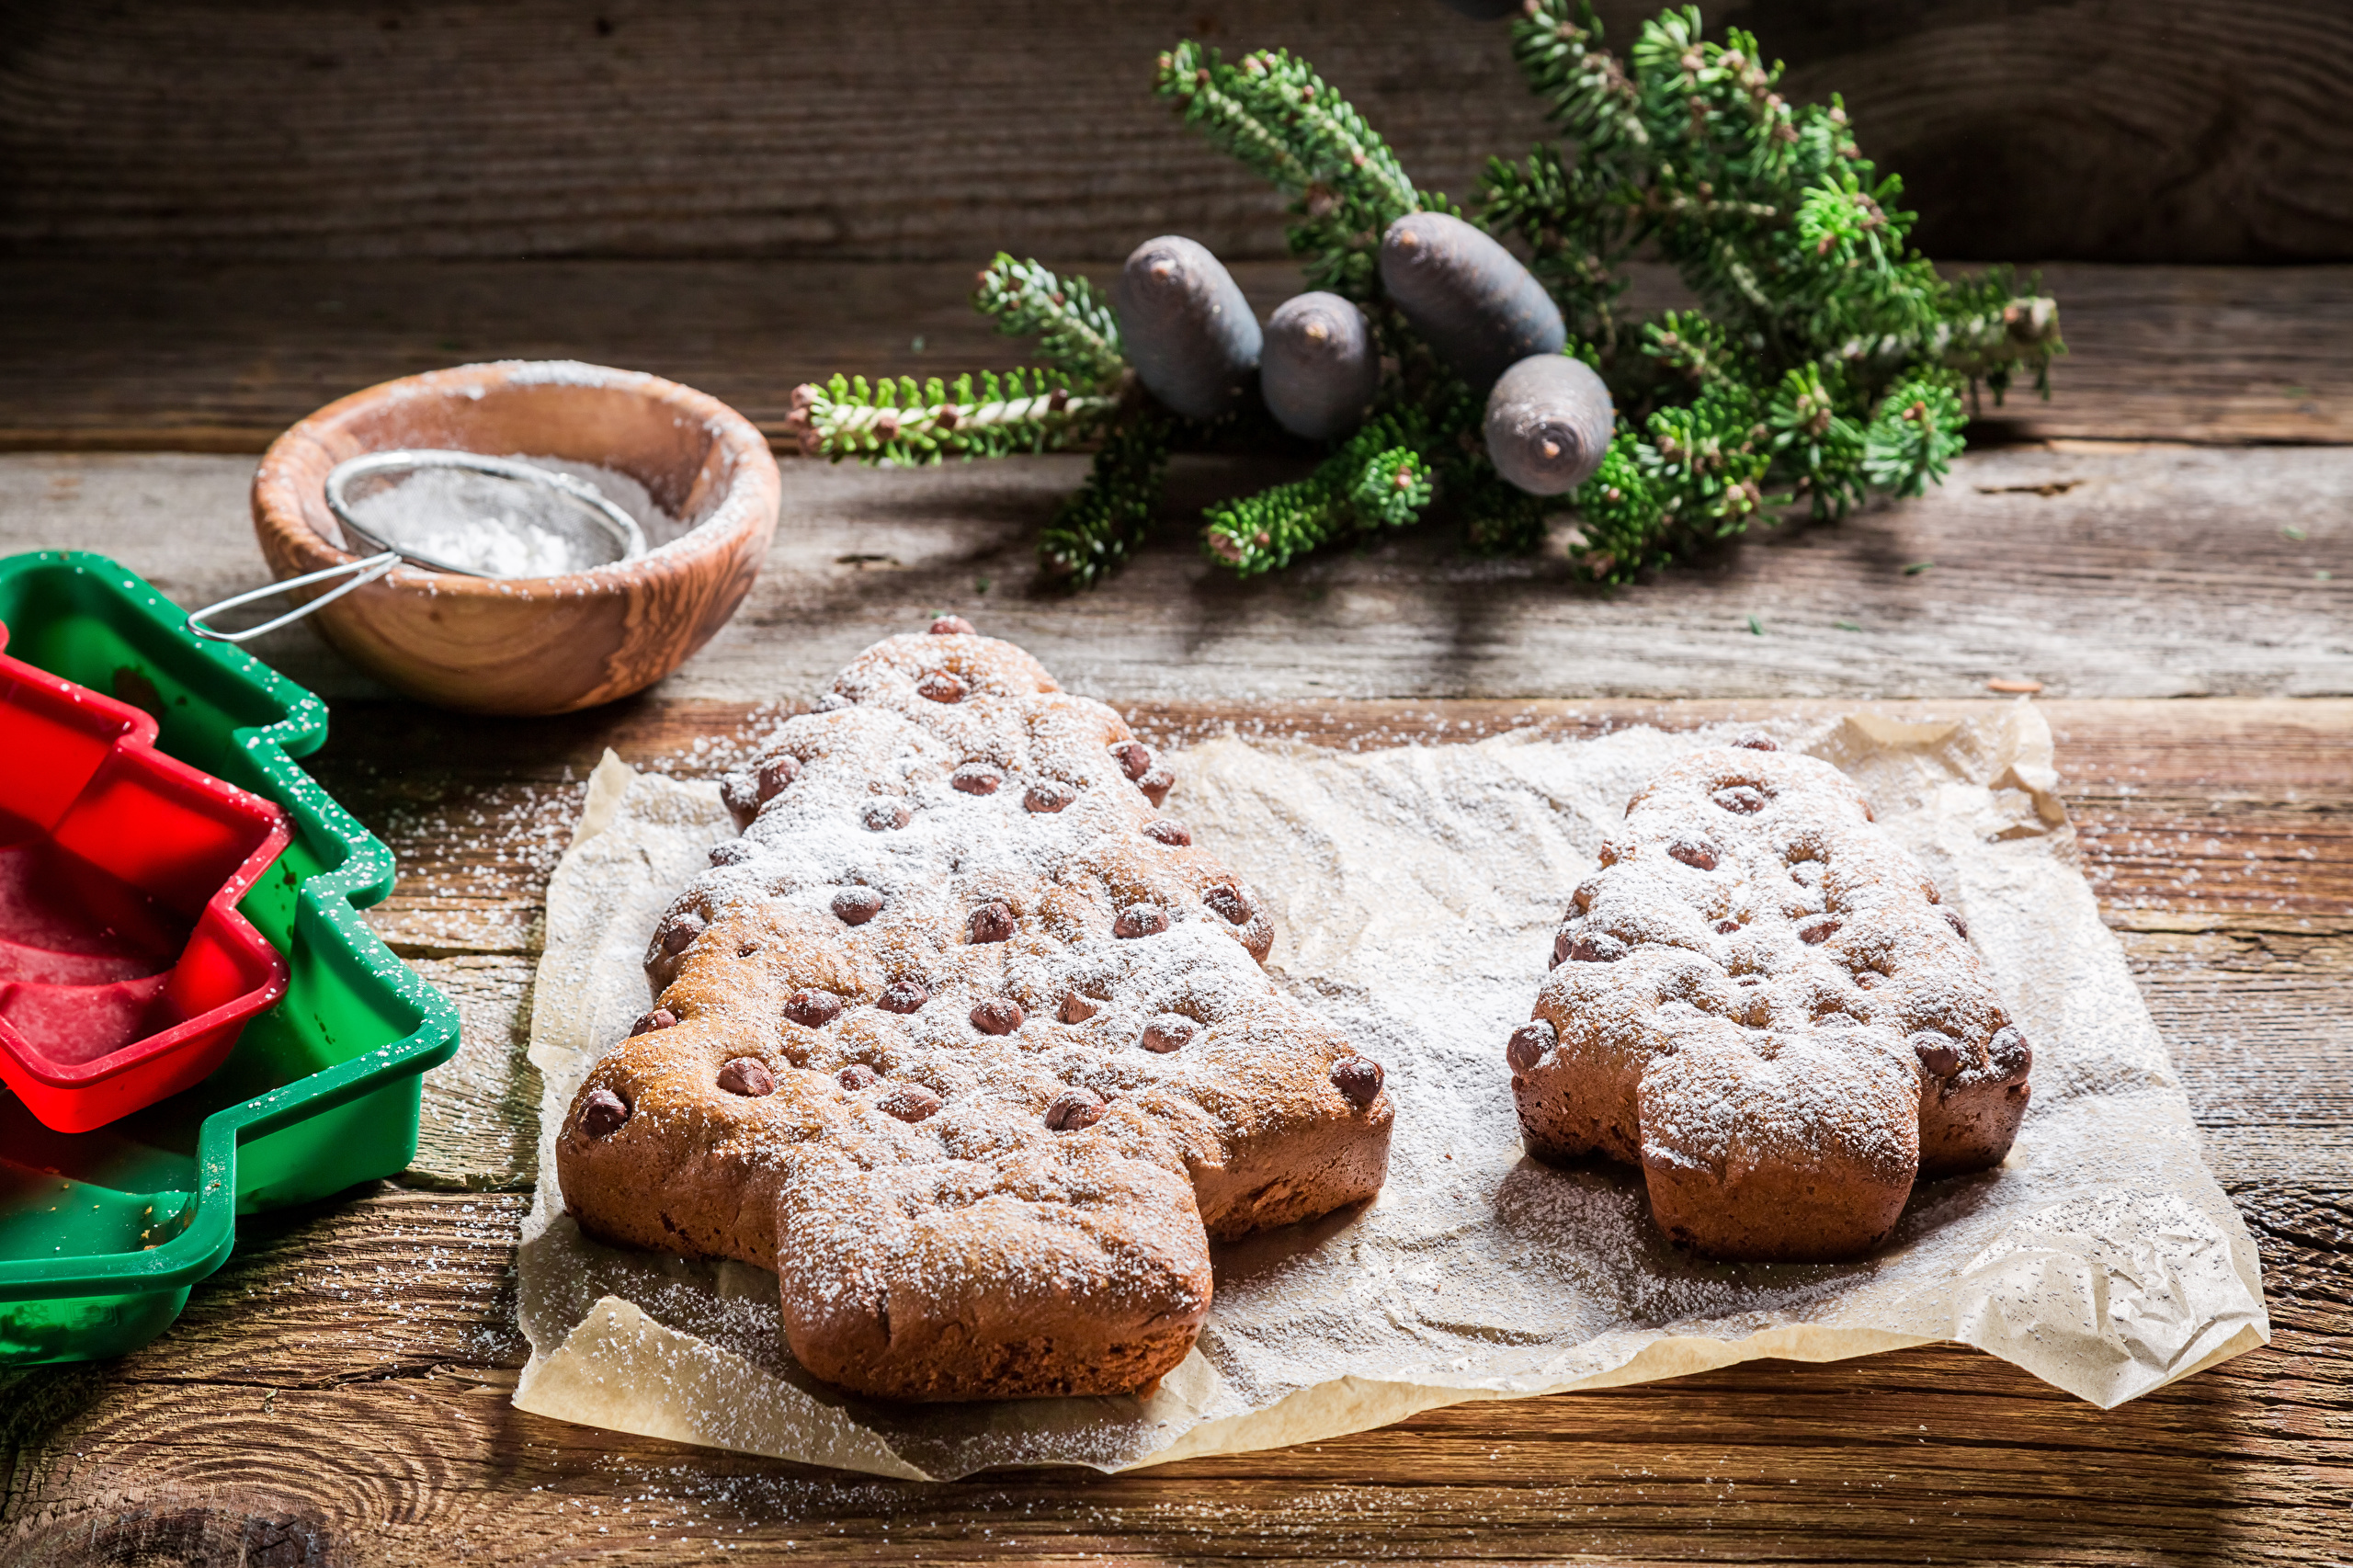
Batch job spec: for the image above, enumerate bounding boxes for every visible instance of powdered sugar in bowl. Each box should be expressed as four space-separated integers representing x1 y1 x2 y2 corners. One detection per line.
251 360 780 715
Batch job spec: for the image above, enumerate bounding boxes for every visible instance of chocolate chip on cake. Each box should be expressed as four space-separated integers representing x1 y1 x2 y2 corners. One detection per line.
1506 1020 1555 1074
1046 1086 1106 1131
1143 819 1193 846
578 1088 630 1137
836 1063 880 1091
629 1007 678 1037
863 801 913 831
916 671 968 703
1113 905 1170 938
879 1083 943 1122
1798 916 1840 945
1567 931 1628 963
952 763 1002 795
878 979 930 1014
1711 785 1768 814
967 900 1016 944
1059 991 1101 1023
1987 1025 2032 1083
783 989 845 1028
1024 780 1076 813
1942 907 1970 939
1110 741 1154 780
659 913 704 954
1667 839 1719 870
758 756 801 799
832 887 885 925
972 997 1025 1035
1731 734 1779 752
710 840 754 867
1331 1057 1384 1108
1911 1032 1961 1079
721 774 760 822
928 615 976 635
1139 767 1176 808
718 1057 776 1097
1140 1015 1196 1053
1714 918 1743 935
1202 884 1252 925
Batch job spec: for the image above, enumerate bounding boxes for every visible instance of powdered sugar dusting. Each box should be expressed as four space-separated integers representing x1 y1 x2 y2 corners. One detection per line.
548 628 1387 1404
517 703 2267 1476
1517 745 2029 1258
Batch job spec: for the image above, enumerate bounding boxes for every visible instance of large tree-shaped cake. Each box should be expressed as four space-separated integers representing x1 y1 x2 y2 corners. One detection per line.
558 621 1392 1400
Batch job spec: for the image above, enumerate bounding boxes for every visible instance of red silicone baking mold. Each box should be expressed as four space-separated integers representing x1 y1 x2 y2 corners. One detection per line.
0 619 290 1132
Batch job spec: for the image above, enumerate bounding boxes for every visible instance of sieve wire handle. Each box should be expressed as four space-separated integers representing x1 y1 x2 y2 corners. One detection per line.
185 551 403 644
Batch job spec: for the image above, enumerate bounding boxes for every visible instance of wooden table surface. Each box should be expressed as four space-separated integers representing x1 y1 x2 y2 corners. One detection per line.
1 262 2348 1565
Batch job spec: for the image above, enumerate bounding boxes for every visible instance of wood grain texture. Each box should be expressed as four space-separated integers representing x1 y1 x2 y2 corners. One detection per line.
2 259 2346 452
5 440 2345 709
2 696 2348 1564
2 1 2345 265
0 1192 2342 1568
1723 0 2353 265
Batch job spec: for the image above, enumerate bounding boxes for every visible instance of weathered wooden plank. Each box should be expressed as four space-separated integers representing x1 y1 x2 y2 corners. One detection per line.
3 2 2345 267
1 260 2345 451
0 1189 2343 1565
403 957 541 1194
2 445 2347 707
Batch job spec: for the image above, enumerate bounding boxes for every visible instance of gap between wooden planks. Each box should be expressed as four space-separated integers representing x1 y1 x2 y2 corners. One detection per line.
5 703 2347 1564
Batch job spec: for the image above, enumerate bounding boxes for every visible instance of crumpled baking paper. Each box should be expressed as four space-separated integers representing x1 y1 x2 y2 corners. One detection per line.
512 704 2268 1478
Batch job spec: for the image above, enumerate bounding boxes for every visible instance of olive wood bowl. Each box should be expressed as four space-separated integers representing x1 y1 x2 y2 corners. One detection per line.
251 360 780 715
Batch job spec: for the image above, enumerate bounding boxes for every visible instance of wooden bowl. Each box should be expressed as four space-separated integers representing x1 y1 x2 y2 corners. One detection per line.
251 361 780 715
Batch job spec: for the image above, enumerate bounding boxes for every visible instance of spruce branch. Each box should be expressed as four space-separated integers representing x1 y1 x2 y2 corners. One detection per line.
1569 433 1669 583
1638 384 1773 537
1203 415 1435 575
1156 40 1419 214
785 369 1118 464
1038 415 1172 588
972 256 1128 389
1511 1 1649 165
1862 376 1967 497
1766 363 1869 518
1155 40 1438 301
1838 268 2064 399
1478 144 1637 347
1642 310 1758 390
789 8 2066 593
1446 451 1553 556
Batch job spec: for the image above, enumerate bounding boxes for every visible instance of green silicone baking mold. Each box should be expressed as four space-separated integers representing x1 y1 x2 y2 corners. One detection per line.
0 551 460 1364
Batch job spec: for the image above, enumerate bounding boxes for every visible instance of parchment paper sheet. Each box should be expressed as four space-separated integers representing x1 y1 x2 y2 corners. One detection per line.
512 705 2268 1479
